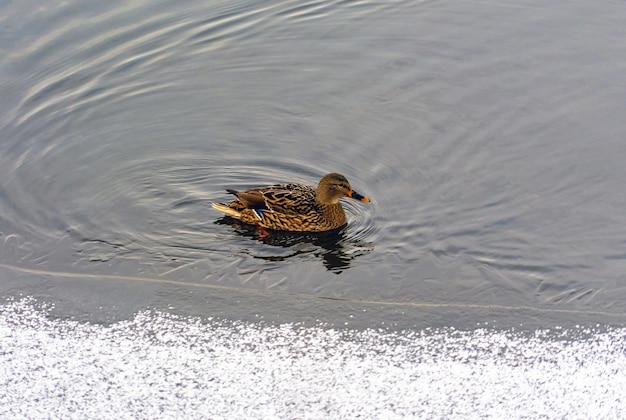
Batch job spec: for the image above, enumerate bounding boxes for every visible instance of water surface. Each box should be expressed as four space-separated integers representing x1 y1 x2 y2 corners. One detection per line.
1 0 625 323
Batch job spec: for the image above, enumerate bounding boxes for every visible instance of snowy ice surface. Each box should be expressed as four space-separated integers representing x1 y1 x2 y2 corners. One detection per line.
1 298 625 419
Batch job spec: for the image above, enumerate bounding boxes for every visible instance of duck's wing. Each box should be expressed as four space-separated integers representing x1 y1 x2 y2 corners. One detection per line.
229 183 316 216
227 188 266 209
262 184 317 215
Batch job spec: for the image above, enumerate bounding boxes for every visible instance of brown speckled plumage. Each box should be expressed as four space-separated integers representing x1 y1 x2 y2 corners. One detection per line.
212 173 370 232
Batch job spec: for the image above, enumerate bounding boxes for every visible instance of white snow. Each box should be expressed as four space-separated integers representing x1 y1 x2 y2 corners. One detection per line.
1 298 624 419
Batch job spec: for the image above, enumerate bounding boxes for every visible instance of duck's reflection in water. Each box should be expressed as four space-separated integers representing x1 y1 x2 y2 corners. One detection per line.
215 217 372 273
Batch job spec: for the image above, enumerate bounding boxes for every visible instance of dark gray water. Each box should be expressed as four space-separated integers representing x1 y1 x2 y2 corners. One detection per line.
1 0 626 417
2 0 625 323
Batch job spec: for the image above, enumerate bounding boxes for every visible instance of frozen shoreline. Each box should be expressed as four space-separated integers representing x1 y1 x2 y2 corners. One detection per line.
2 298 625 419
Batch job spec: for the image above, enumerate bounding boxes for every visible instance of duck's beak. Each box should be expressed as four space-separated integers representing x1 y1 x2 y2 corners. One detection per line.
349 190 370 203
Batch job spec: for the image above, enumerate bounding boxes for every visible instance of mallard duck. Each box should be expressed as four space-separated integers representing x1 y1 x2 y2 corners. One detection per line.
212 173 370 232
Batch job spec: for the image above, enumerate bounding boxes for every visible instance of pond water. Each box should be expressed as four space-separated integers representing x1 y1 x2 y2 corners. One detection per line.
1 0 626 417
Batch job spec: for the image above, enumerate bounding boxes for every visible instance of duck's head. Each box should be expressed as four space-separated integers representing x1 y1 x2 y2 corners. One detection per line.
317 173 371 204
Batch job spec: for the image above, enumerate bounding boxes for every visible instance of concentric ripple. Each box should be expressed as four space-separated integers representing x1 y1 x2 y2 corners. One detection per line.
0 0 382 282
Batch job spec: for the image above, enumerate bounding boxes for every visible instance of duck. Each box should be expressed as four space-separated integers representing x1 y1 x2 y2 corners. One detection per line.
211 173 370 232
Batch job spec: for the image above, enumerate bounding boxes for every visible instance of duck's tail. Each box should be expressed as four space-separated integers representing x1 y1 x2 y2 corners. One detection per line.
211 203 242 219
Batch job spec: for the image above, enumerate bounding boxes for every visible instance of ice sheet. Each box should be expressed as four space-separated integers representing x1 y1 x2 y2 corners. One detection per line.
1 298 624 418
